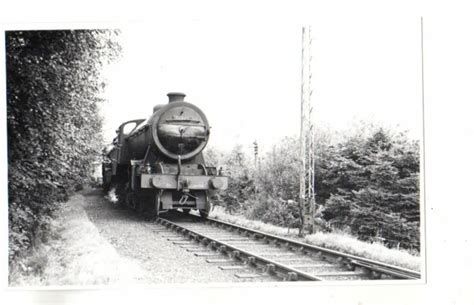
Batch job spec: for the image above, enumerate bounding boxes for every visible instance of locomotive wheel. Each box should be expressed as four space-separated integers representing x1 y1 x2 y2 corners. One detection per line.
140 194 157 218
136 198 145 213
126 192 136 209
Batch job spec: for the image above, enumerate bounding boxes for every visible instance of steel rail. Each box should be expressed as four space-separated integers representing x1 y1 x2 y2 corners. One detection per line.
201 216 421 280
156 217 324 281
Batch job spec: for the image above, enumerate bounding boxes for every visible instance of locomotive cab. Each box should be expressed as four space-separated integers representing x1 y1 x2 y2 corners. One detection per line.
102 119 145 191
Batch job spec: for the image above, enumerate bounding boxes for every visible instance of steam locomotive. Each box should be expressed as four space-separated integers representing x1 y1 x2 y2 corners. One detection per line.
102 92 228 217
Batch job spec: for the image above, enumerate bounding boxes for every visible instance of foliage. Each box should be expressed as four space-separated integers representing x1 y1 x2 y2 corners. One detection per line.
208 124 420 251
209 206 420 271
244 196 301 229
246 137 301 227
321 127 420 250
7 29 121 265
255 137 300 202
206 145 256 214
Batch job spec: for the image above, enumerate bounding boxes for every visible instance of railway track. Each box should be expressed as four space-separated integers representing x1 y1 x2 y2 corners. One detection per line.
149 213 421 282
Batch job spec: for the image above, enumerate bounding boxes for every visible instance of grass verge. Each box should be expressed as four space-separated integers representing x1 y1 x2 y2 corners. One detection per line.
209 206 420 272
9 194 144 286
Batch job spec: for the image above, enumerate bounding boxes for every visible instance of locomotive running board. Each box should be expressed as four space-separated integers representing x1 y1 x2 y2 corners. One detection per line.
140 174 228 190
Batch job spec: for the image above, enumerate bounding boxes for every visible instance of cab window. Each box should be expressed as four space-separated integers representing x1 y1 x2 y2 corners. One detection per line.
122 122 138 135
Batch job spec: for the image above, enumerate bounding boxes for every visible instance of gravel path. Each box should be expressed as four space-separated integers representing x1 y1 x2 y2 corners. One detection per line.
81 189 242 284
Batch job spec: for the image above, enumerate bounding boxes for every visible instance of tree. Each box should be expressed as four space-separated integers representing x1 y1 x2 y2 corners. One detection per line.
205 124 420 251
321 127 420 250
248 137 301 228
210 144 256 214
7 30 121 263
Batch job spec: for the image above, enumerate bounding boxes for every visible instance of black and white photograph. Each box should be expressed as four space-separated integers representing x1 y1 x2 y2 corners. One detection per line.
1 1 474 305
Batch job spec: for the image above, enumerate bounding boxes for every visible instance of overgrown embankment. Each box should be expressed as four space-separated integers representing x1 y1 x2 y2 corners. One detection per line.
9 193 144 286
210 207 420 271
206 124 420 253
7 30 121 269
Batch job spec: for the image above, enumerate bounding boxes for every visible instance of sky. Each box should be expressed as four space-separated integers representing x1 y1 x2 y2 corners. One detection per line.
100 16 423 153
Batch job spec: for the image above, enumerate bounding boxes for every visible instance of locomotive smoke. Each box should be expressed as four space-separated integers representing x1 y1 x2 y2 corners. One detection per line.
106 188 119 204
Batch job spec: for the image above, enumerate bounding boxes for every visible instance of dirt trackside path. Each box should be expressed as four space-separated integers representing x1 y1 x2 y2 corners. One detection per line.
80 188 239 284
10 191 145 286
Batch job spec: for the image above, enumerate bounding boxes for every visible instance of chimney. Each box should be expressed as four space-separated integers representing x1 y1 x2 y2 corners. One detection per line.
167 92 186 103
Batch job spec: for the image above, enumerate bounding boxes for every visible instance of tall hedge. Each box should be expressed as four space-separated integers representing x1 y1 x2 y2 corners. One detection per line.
6 30 121 263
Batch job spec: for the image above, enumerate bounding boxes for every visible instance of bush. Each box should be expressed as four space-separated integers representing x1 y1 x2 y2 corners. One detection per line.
319 127 420 250
209 124 420 252
7 29 121 265
244 196 301 229
207 144 256 214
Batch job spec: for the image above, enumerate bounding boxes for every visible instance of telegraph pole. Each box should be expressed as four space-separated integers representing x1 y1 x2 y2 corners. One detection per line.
299 26 316 234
